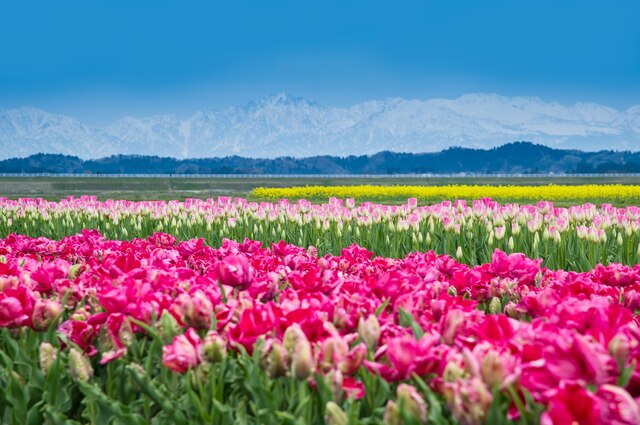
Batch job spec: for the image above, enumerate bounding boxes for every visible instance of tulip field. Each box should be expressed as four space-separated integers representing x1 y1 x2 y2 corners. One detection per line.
1 194 640 424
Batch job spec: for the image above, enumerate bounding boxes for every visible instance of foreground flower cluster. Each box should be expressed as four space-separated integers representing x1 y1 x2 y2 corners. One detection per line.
1 196 640 270
1 230 640 424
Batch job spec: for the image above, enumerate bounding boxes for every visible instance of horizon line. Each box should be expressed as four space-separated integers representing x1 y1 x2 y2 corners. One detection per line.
3 141 639 163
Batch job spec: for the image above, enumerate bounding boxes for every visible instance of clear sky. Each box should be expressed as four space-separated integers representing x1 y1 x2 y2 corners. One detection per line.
1 0 638 123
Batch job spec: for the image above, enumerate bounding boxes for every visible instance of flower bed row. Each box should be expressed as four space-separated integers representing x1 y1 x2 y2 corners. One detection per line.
251 183 640 202
1 231 639 424
1 196 640 270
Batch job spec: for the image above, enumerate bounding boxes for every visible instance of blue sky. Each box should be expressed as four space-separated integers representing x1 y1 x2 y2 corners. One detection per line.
1 0 638 123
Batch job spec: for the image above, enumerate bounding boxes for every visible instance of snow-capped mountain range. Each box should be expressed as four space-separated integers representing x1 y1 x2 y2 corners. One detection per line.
1 93 639 160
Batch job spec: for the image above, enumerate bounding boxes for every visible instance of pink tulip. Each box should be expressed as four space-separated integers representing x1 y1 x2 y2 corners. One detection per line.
595 264 638 287
148 232 176 248
366 334 445 382
215 255 254 290
95 313 133 364
32 299 62 331
520 331 617 400
175 290 214 330
596 385 640 425
444 377 493 425
58 319 97 356
342 376 365 400
0 286 35 328
162 328 203 373
490 250 542 285
540 382 600 425
338 343 367 375
227 304 281 354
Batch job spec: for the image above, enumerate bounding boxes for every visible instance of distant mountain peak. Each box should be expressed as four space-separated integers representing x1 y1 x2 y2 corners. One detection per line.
258 92 316 107
0 93 638 160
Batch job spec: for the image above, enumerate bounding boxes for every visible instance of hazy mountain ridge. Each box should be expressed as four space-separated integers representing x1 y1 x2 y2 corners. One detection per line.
2 142 640 175
1 93 639 160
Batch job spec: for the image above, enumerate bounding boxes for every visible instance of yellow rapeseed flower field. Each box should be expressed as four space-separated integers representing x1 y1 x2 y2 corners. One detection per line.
251 184 640 201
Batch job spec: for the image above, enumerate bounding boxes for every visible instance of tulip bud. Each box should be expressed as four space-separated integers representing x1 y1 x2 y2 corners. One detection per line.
157 310 180 343
321 337 348 371
291 338 313 380
357 314 381 350
445 378 492 425
119 317 134 347
71 306 89 321
609 334 631 369
283 323 306 355
480 350 505 387
504 301 519 318
508 236 514 251
69 348 93 383
625 225 633 237
182 291 214 330
191 361 211 387
397 384 428 423
267 341 288 378
488 297 502 314
383 401 401 425
32 299 63 331
325 401 348 425
443 361 465 382
69 264 84 279
129 362 146 376
39 342 58 375
441 309 465 345
456 246 463 260
535 271 543 286
338 343 367 375
203 332 227 363
326 369 344 402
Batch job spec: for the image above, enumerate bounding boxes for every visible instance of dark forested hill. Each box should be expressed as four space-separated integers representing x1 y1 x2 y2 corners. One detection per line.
1 142 639 174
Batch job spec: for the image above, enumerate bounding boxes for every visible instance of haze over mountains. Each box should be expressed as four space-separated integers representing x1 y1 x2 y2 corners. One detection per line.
1 93 639 160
